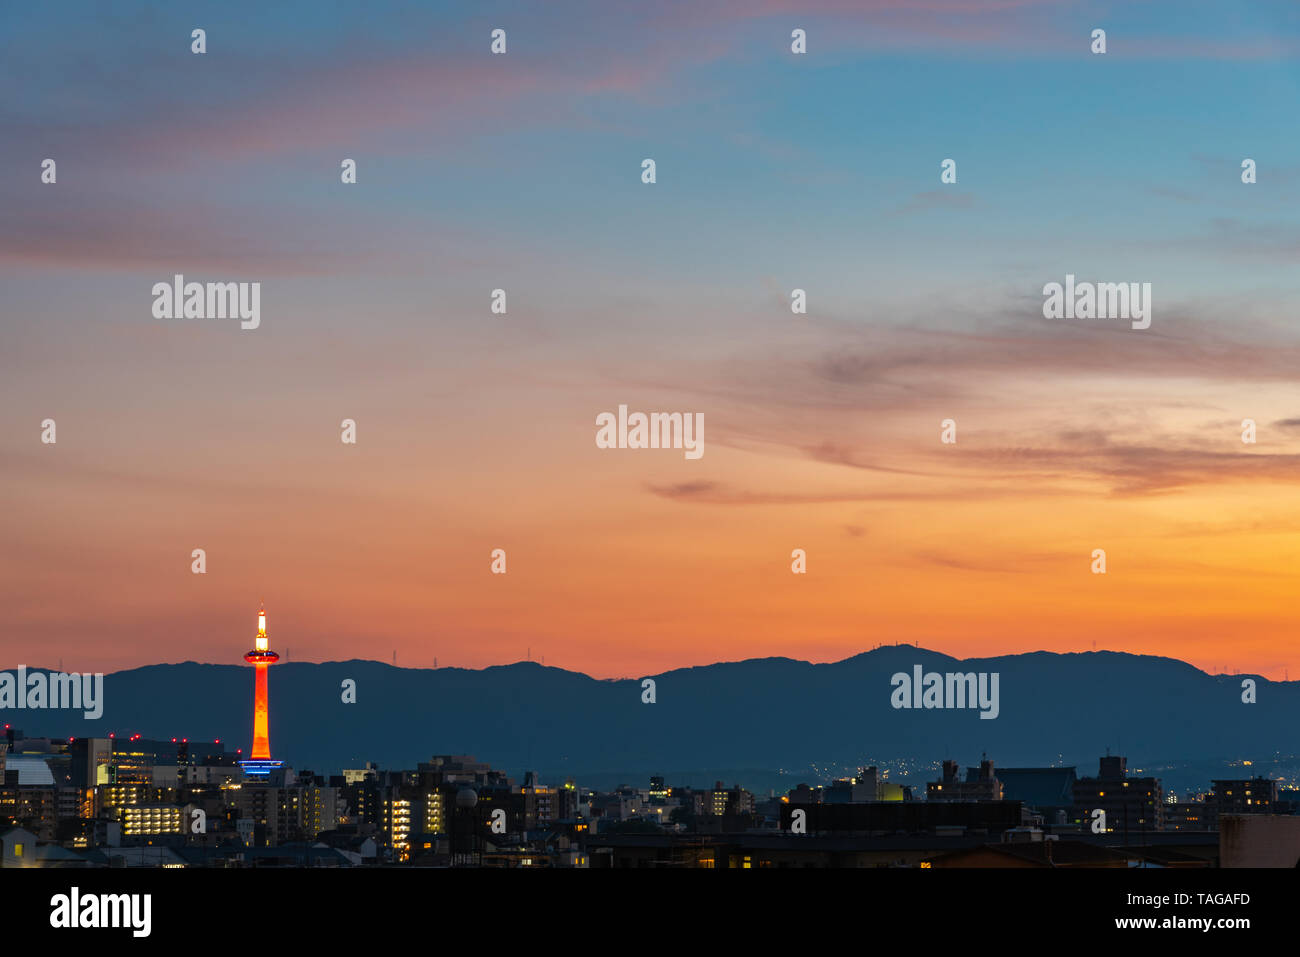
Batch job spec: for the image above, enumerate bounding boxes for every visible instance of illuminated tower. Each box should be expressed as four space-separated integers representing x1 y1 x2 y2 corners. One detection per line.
240 604 282 778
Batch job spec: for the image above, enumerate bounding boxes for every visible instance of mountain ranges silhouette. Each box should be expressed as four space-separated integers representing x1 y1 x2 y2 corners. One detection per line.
5 646 1290 795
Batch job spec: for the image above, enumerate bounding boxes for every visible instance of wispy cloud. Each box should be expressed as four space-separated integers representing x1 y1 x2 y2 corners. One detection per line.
891 190 977 216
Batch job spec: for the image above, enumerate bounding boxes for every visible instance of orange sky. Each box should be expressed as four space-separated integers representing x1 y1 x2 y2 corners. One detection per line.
5 305 1300 680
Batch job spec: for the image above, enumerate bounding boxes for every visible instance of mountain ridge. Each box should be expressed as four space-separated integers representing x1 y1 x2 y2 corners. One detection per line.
2 647 1288 794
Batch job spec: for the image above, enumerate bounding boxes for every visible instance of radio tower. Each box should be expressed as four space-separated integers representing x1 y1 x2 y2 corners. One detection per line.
239 603 283 778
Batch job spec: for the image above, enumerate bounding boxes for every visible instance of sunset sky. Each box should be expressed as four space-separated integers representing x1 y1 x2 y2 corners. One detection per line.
4 0 1300 679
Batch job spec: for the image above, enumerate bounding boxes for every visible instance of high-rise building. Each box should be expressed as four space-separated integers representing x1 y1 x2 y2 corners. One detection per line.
1071 756 1163 832
118 805 185 842
1211 777 1279 815
382 795 413 861
66 738 112 788
928 758 1004 802
706 782 755 817
1164 801 1217 831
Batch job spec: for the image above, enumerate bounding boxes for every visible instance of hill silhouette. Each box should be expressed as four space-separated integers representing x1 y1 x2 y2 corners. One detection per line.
5 646 1288 793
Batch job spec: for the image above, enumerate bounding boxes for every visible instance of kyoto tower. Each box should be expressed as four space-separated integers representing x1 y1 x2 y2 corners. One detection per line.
239 603 283 777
